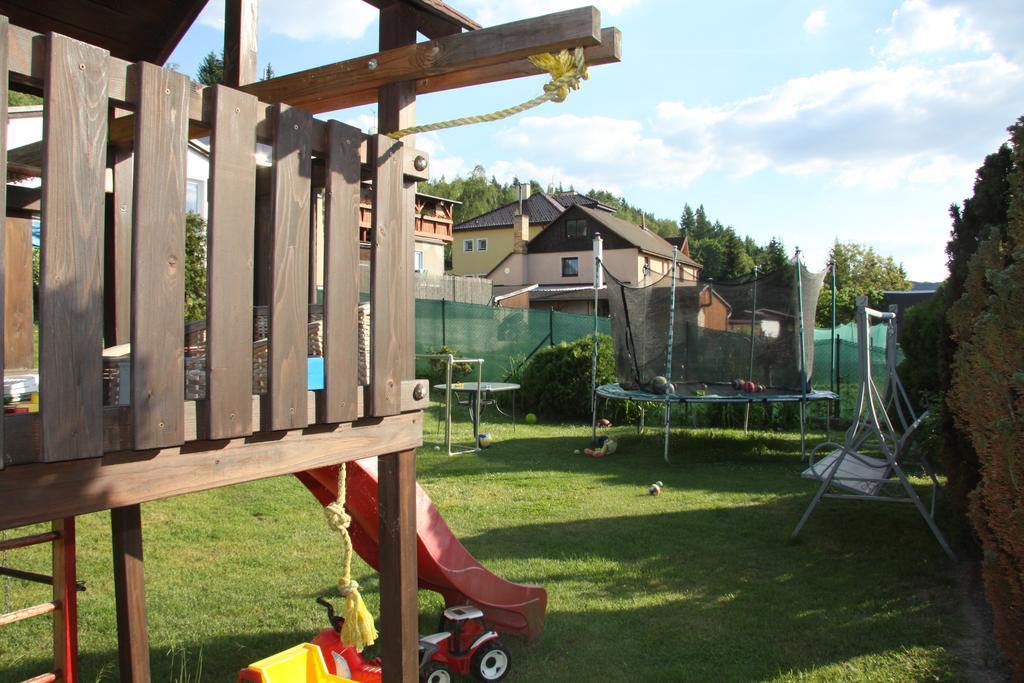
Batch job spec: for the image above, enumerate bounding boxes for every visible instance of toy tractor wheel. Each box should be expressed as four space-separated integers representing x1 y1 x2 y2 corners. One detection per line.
420 661 453 683
471 641 511 682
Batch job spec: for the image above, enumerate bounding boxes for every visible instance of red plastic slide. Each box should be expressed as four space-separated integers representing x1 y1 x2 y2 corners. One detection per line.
296 459 547 643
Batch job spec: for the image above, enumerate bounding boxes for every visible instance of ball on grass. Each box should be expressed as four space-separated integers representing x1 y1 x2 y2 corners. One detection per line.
597 418 612 428
524 412 538 425
648 481 662 496
573 449 581 455
477 433 493 449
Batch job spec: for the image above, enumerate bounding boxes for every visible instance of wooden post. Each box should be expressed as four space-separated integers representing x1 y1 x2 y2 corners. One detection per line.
376 8 419 683
0 15 8 471
111 505 150 682
224 0 259 88
377 449 419 683
52 518 79 683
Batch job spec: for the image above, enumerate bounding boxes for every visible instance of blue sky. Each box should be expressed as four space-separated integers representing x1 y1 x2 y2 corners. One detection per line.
170 0 1024 281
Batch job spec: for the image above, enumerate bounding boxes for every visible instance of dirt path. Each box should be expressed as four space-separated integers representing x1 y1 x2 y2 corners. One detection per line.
951 560 1011 682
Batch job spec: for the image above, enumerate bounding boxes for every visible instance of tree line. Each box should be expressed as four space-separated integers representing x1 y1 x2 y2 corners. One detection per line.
421 166 910 325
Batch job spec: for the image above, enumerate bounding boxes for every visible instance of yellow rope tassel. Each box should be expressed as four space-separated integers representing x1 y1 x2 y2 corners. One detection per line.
387 46 589 140
323 463 378 652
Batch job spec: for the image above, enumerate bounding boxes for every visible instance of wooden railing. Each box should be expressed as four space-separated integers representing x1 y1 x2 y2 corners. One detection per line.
0 20 425 466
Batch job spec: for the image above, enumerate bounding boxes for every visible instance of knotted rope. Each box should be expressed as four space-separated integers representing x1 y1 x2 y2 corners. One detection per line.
323 463 378 651
387 46 589 140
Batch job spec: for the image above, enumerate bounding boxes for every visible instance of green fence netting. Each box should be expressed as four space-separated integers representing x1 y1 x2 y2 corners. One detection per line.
415 300 610 383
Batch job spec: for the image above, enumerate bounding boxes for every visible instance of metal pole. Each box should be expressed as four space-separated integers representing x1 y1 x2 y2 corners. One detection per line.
829 257 837 434
795 249 809 458
664 247 678 463
445 355 453 454
441 298 447 347
591 234 603 445
744 265 758 433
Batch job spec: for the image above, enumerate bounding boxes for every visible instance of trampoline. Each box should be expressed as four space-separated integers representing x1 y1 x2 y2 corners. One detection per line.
589 244 837 462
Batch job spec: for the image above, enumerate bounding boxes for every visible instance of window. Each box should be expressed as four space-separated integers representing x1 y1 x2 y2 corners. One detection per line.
185 179 204 217
477 238 488 252
565 219 588 239
415 250 425 272
562 257 580 277
463 239 474 252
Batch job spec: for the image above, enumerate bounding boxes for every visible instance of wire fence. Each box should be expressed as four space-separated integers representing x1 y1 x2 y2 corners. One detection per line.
413 300 899 421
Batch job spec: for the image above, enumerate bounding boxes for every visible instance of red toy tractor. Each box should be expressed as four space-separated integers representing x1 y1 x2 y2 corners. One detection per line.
418 606 511 682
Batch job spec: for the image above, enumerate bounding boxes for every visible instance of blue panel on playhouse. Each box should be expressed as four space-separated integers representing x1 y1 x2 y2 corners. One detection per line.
307 357 324 391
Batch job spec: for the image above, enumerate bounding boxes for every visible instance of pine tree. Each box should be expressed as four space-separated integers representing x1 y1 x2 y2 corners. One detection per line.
261 63 275 80
679 204 696 235
196 50 224 85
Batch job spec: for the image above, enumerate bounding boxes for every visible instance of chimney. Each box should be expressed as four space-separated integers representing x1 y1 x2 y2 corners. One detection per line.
513 183 531 254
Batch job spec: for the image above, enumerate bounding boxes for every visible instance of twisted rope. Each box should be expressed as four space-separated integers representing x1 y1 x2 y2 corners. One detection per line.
387 47 589 140
323 463 378 651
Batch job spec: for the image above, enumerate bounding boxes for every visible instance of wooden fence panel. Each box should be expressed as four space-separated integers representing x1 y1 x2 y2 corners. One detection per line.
204 85 258 439
370 135 409 417
130 62 189 449
318 120 362 424
266 104 311 431
39 33 108 462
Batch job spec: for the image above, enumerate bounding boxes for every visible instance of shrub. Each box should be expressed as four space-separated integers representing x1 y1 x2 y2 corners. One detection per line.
946 115 1024 677
185 211 207 322
520 334 617 421
423 345 474 389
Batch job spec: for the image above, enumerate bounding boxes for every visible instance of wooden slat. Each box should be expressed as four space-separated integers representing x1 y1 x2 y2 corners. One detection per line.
318 120 362 424
0 530 59 551
52 517 79 683
369 135 409 417
130 62 189 449
4 217 33 369
265 104 311 431
378 449 419 683
0 15 8 469
223 0 258 87
0 411 424 530
3 379 430 465
241 6 602 113
106 146 133 346
111 505 150 682
21 672 57 683
39 33 108 463
204 85 258 439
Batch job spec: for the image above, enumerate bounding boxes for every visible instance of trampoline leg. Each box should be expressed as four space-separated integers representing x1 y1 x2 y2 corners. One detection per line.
638 405 645 435
664 401 672 464
743 403 750 434
799 400 808 461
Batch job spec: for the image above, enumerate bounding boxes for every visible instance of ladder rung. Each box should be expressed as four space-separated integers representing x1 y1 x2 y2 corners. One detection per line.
0 601 59 627
0 566 86 592
0 531 61 552
23 673 59 683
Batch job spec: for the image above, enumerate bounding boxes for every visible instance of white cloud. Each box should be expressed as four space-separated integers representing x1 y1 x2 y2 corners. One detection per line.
879 0 991 59
455 0 640 27
804 10 827 34
198 0 376 41
416 133 467 180
485 54 1021 195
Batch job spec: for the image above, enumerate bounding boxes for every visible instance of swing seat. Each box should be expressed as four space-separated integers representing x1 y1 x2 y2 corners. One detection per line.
802 447 892 496
238 643 358 683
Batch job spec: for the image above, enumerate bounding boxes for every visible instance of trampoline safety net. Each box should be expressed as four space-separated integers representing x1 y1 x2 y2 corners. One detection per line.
604 261 826 392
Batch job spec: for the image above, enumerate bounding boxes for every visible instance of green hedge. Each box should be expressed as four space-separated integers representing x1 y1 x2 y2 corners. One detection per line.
520 334 617 421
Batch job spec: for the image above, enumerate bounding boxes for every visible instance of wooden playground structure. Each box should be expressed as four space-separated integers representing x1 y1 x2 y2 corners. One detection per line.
0 1 620 680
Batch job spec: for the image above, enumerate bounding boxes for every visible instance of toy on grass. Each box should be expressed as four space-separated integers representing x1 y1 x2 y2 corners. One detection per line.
524 412 537 424
418 605 511 682
648 480 664 496
477 433 493 449
584 436 618 458
596 418 612 428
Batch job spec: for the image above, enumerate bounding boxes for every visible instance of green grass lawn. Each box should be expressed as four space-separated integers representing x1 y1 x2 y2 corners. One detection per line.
1 406 971 681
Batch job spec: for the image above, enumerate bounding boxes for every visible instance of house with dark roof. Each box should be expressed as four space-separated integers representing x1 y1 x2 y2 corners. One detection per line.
488 204 702 314
451 191 615 275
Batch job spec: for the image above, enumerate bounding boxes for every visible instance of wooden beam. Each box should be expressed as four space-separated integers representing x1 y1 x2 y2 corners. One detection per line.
0 411 423 530
223 0 259 87
4 217 33 369
0 15 7 471
240 6 602 114
378 449 419 683
52 518 79 683
111 505 150 683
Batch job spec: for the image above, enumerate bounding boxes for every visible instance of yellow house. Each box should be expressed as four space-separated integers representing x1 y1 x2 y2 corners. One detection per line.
451 192 614 275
